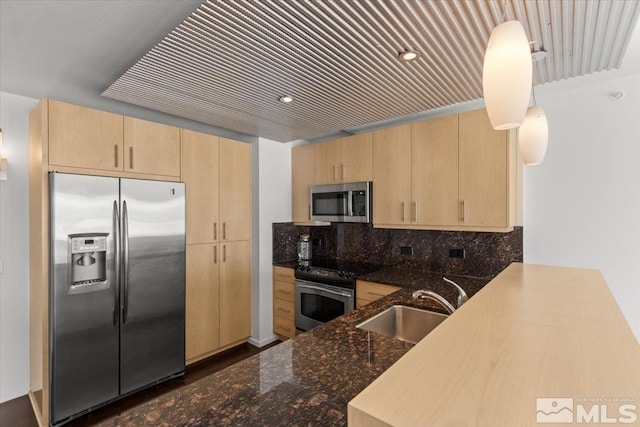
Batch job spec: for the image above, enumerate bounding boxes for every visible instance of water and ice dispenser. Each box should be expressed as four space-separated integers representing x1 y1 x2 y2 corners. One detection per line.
69 233 108 293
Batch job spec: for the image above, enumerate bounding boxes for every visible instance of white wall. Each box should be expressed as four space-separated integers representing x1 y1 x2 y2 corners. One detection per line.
524 72 640 341
249 138 291 346
0 92 38 402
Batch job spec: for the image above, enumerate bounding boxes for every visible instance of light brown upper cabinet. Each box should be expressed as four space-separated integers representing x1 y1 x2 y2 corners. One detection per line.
314 133 373 184
458 109 514 228
219 138 252 242
123 117 181 177
372 124 412 225
292 145 316 223
48 100 124 171
372 109 517 232
411 115 459 226
182 130 220 244
182 133 251 243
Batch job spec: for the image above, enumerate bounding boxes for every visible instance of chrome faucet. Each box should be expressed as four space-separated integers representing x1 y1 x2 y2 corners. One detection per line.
412 277 468 314
412 290 455 314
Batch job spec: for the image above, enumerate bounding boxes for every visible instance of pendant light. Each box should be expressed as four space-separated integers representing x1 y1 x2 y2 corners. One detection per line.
482 3 532 130
519 106 548 165
518 54 549 166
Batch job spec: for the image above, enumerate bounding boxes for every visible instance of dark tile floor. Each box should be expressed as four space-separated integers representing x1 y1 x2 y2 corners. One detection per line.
0 341 280 427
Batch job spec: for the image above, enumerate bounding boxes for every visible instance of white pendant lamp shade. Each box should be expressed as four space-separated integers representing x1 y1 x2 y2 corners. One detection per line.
519 106 548 165
483 20 532 130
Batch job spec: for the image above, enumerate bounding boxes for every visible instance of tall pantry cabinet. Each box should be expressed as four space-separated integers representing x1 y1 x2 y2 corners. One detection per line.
182 130 252 364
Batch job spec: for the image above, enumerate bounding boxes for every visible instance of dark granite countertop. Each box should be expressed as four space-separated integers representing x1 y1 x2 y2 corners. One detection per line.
96 267 488 426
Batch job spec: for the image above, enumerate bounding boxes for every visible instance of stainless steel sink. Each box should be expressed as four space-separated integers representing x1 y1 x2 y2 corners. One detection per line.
356 305 448 344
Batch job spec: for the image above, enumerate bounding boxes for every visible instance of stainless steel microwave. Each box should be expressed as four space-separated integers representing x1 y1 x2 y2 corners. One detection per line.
310 181 372 223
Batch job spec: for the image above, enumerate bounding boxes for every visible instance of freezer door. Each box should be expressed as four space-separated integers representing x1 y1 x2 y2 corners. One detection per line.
49 173 120 424
120 179 185 394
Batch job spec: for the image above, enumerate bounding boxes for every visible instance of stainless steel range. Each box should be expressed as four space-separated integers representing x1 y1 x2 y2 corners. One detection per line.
294 260 381 331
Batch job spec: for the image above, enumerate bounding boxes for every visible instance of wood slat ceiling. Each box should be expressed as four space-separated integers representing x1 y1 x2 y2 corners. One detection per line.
102 0 640 142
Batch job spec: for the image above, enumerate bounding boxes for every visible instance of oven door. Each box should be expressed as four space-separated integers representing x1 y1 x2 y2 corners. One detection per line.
295 279 354 331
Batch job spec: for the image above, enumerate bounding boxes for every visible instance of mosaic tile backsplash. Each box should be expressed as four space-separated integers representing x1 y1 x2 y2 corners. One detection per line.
273 222 523 280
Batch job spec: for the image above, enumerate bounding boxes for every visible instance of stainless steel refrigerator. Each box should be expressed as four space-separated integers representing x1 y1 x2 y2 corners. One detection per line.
49 172 185 425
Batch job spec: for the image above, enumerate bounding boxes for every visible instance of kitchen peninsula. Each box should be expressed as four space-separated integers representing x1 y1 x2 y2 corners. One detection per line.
87 263 639 426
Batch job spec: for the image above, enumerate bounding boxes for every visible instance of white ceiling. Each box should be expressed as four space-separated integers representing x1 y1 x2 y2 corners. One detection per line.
2 1 640 143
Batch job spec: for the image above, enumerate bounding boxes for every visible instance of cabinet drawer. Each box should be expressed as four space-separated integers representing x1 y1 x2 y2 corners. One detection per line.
357 281 400 302
273 280 294 302
273 298 295 321
273 266 295 283
273 316 295 339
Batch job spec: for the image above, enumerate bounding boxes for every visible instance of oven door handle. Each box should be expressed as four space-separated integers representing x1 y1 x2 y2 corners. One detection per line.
297 283 353 298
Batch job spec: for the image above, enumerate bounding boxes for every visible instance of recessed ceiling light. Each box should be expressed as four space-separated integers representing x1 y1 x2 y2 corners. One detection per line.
398 50 420 62
279 95 293 103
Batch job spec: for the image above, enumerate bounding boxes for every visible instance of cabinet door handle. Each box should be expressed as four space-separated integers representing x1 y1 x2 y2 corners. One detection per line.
214 222 217 240
277 307 291 314
400 202 405 222
341 164 345 181
114 145 119 167
333 165 338 182
129 147 134 169
460 200 466 223
222 222 226 240
223 245 226 262
213 246 217 263
276 274 292 280
276 288 292 295
308 205 311 221
412 202 418 223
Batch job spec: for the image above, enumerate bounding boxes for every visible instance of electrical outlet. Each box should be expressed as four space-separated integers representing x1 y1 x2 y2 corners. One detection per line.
400 246 414 255
312 238 322 246
449 248 465 259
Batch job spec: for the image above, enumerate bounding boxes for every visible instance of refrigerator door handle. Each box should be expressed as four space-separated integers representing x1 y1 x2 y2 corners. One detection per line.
122 200 130 323
113 201 121 326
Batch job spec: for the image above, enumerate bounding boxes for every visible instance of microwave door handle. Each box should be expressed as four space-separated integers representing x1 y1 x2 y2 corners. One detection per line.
347 191 353 217
298 283 352 298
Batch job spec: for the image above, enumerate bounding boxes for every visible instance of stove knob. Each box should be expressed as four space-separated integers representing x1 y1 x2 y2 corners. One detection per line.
338 271 345 278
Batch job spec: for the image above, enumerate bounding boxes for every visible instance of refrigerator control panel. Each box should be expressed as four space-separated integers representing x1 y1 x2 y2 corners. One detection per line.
71 236 107 254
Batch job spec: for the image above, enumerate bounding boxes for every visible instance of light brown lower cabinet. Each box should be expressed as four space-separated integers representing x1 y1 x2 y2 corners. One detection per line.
186 240 251 364
356 280 400 308
219 240 252 347
272 266 295 339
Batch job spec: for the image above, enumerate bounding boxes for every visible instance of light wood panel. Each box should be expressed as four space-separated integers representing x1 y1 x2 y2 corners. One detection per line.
182 130 219 244
349 263 640 426
356 280 400 303
291 145 315 223
273 316 295 340
185 244 220 362
411 115 459 226
314 139 341 184
220 241 252 347
340 133 373 182
273 267 296 340
273 298 295 321
29 99 50 426
273 266 295 282
273 280 294 303
48 100 123 172
372 124 412 225
459 109 509 227
123 117 181 177
219 138 251 242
